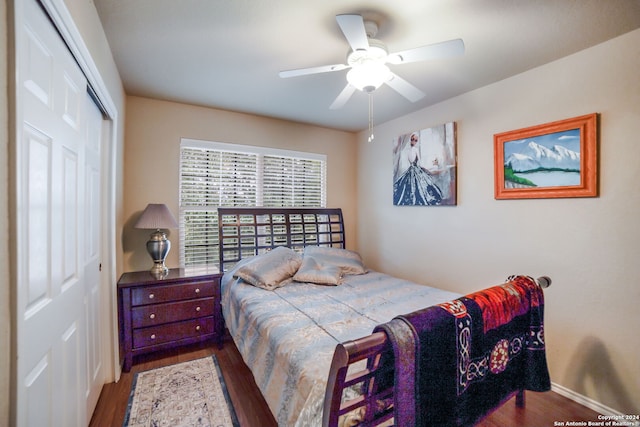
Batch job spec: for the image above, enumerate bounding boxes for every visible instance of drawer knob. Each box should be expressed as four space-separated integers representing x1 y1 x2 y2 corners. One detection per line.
195 288 200 294
196 306 201 312
149 313 155 319
148 293 155 299
195 325 201 331
150 334 156 340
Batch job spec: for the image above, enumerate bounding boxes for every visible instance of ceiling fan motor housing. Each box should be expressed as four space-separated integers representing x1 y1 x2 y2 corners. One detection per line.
346 38 388 65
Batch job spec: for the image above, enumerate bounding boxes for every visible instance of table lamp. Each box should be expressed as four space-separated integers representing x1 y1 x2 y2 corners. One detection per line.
134 203 179 275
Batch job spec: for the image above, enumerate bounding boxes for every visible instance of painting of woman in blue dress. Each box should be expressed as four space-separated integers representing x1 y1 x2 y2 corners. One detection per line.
393 123 457 206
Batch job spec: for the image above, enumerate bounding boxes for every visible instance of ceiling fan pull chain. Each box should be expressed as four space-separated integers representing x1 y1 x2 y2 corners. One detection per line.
368 93 375 142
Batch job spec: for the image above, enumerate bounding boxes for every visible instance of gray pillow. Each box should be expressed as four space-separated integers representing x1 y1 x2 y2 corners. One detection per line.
233 246 302 290
302 246 366 276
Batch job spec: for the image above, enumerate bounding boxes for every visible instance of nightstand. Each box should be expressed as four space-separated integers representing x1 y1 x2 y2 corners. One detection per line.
117 267 222 372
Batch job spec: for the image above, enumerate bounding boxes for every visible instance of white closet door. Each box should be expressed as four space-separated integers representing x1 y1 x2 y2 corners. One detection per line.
15 0 104 424
83 92 104 418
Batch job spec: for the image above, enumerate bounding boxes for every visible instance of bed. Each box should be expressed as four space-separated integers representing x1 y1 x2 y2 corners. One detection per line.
217 207 551 427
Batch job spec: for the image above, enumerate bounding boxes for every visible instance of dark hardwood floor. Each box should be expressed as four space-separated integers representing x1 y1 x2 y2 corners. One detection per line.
90 337 602 426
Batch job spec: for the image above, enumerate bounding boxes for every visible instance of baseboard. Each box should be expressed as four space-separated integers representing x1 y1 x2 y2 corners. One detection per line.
551 382 623 416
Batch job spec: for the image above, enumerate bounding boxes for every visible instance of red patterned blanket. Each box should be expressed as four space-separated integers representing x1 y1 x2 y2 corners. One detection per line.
374 275 551 426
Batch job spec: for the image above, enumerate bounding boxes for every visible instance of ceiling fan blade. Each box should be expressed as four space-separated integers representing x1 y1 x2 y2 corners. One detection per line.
384 72 426 102
336 14 370 52
387 38 465 65
279 63 348 78
329 84 357 110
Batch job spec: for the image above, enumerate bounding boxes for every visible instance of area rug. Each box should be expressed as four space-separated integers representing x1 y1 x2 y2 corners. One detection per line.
123 356 239 427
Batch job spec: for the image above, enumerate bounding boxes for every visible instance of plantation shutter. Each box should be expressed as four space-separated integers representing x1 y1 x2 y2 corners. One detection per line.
263 155 325 207
179 139 326 268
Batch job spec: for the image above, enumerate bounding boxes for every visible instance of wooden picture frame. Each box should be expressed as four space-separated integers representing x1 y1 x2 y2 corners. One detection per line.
494 113 598 199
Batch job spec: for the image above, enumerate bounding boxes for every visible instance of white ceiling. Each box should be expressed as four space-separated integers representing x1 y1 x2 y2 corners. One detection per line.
94 0 640 132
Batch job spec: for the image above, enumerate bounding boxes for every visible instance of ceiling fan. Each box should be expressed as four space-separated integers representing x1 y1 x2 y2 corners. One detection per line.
279 14 465 110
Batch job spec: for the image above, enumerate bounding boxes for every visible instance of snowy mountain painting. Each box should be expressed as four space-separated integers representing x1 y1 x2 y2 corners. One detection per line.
503 128 581 188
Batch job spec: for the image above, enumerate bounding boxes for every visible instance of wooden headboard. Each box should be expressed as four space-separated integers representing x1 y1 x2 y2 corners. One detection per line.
217 207 345 272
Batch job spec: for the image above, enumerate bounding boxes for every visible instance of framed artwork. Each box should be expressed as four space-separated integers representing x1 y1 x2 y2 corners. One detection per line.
393 122 457 206
494 113 598 200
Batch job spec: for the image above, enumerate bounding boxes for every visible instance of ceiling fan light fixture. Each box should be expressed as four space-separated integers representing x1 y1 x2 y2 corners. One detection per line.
346 62 392 92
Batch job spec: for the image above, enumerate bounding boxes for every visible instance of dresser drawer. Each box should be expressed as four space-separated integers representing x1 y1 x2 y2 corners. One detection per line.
131 297 214 328
133 316 214 348
131 281 214 306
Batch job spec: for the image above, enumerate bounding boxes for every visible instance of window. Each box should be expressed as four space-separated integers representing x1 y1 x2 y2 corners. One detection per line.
179 139 327 268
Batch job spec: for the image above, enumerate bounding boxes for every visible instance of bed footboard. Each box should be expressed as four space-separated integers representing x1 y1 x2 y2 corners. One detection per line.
323 332 393 427
322 276 551 427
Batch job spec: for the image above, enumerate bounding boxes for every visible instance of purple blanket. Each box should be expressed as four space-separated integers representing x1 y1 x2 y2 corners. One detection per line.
374 275 551 426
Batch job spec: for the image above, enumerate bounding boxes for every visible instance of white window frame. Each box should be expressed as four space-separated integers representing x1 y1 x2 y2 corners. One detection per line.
179 138 327 268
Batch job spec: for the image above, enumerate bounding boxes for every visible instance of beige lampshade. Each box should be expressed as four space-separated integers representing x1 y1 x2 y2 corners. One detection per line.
134 204 178 229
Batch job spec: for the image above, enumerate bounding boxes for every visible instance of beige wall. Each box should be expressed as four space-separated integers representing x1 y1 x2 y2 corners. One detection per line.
122 96 358 273
356 29 640 414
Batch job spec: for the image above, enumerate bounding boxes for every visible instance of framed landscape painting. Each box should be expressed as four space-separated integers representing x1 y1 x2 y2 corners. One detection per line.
393 122 457 206
494 113 598 200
